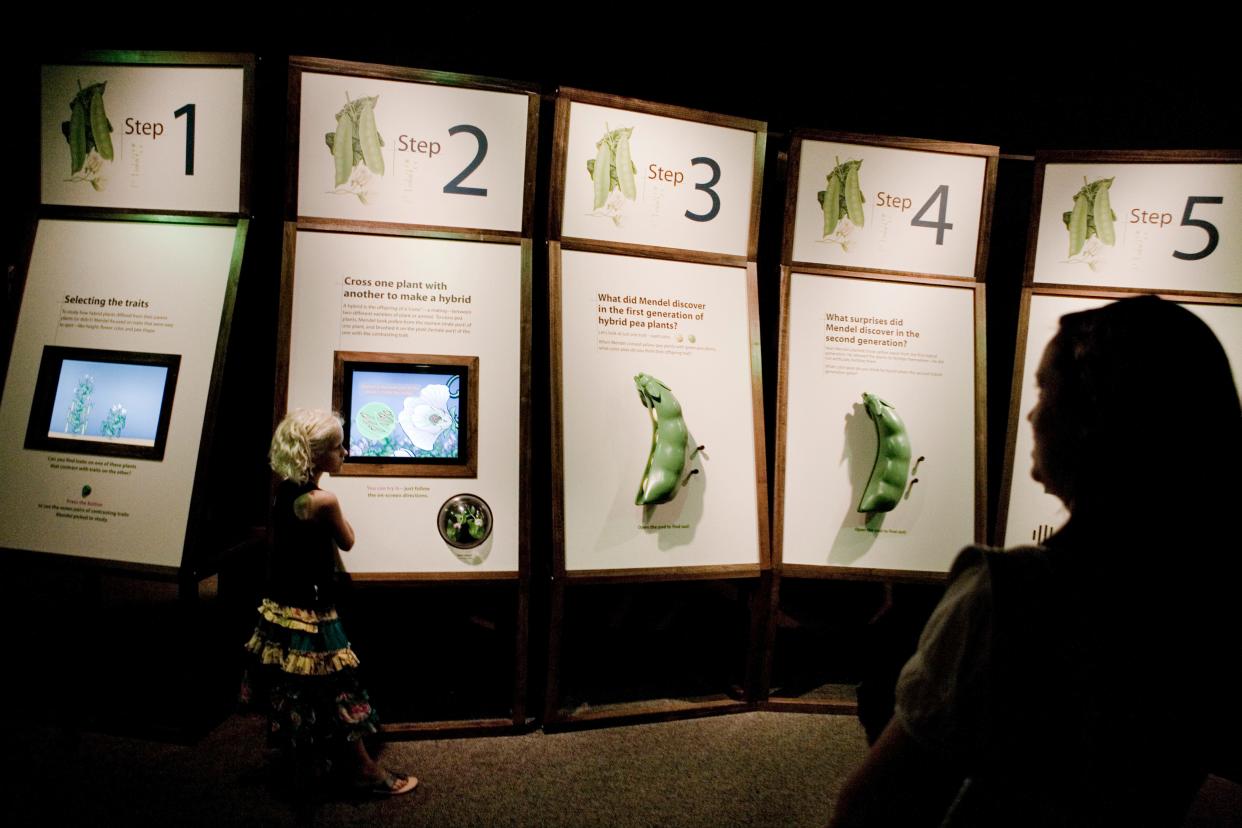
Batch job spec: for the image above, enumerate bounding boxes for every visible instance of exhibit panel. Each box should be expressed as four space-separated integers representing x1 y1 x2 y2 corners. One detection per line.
294 66 532 231
284 230 523 574
1000 293 1242 546
789 136 994 279
778 273 980 574
557 251 764 573
41 61 248 213
1030 156 1242 293
557 94 760 257
0 219 242 568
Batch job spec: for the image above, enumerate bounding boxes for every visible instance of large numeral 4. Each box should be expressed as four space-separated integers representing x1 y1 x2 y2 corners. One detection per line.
910 184 952 245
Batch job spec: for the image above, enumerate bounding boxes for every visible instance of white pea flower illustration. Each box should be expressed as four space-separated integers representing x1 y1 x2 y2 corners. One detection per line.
398 385 453 451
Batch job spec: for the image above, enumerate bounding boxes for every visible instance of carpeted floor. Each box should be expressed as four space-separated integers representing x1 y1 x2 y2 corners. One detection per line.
2 711 871 827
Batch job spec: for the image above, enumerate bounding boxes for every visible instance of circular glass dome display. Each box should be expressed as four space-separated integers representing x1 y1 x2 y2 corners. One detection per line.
437 493 493 550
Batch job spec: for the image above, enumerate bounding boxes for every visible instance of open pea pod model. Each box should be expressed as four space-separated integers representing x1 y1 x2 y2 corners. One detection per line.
857 393 911 513
634 373 689 506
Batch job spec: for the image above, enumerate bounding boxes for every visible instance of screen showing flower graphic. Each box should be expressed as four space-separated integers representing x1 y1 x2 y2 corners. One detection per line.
24 346 181 460
332 352 478 478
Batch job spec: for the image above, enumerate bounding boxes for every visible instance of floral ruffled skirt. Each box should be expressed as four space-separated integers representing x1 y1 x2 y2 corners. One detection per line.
241 599 379 753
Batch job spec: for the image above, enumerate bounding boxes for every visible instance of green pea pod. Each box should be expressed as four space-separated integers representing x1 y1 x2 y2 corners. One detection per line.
89 85 113 161
1092 178 1114 246
592 140 612 210
857 393 911 513
615 129 636 200
358 99 384 176
333 112 354 188
634 373 689 506
845 161 865 227
68 98 88 175
823 173 842 236
1068 193 1089 256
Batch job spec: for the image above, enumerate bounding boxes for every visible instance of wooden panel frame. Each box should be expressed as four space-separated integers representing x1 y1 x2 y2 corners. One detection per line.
273 226 534 583
0 214 247 581
545 89 767 727
24 345 182 461
330 350 479 478
1023 149 1242 295
994 285 1242 547
285 56 540 238
783 129 999 283
548 87 767 261
771 265 987 583
275 219 533 728
547 243 771 582
37 51 256 218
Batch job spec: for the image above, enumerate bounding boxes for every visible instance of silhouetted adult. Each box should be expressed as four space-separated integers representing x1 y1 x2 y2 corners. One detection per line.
830 295 1242 827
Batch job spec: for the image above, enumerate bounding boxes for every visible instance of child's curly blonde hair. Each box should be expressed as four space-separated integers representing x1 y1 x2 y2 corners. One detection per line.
269 409 344 484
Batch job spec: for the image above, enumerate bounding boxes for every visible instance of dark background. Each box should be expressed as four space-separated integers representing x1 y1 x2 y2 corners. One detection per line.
1 23 1237 733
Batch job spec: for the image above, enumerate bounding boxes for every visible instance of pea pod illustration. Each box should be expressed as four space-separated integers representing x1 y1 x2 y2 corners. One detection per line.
591 140 612 209
61 81 113 179
324 93 386 198
844 162 865 227
586 126 638 214
1062 176 1117 257
857 393 911 513
1092 178 1114 246
634 373 689 506
357 97 384 176
89 86 113 161
615 129 636 200
817 157 864 238
822 173 842 237
1067 193 1090 256
68 97 88 175
332 111 355 187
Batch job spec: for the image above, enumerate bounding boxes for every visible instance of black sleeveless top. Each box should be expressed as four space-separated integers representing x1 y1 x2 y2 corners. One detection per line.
267 480 338 609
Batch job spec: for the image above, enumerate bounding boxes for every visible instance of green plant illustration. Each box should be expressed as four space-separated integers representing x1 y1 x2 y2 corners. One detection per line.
100 404 128 438
586 125 636 224
64 374 95 435
324 93 385 203
60 81 113 190
1062 176 1116 263
817 157 865 249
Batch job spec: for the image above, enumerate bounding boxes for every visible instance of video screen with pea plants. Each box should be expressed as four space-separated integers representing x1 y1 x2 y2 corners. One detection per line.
24 346 181 461
331 351 479 478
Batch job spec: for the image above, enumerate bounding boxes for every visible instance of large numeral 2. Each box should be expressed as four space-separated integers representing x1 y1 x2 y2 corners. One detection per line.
443 124 488 197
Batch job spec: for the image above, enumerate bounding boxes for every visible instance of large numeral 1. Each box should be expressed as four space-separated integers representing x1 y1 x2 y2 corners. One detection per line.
1172 196 1223 261
685 157 721 222
443 125 488 197
910 184 952 245
173 103 195 176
